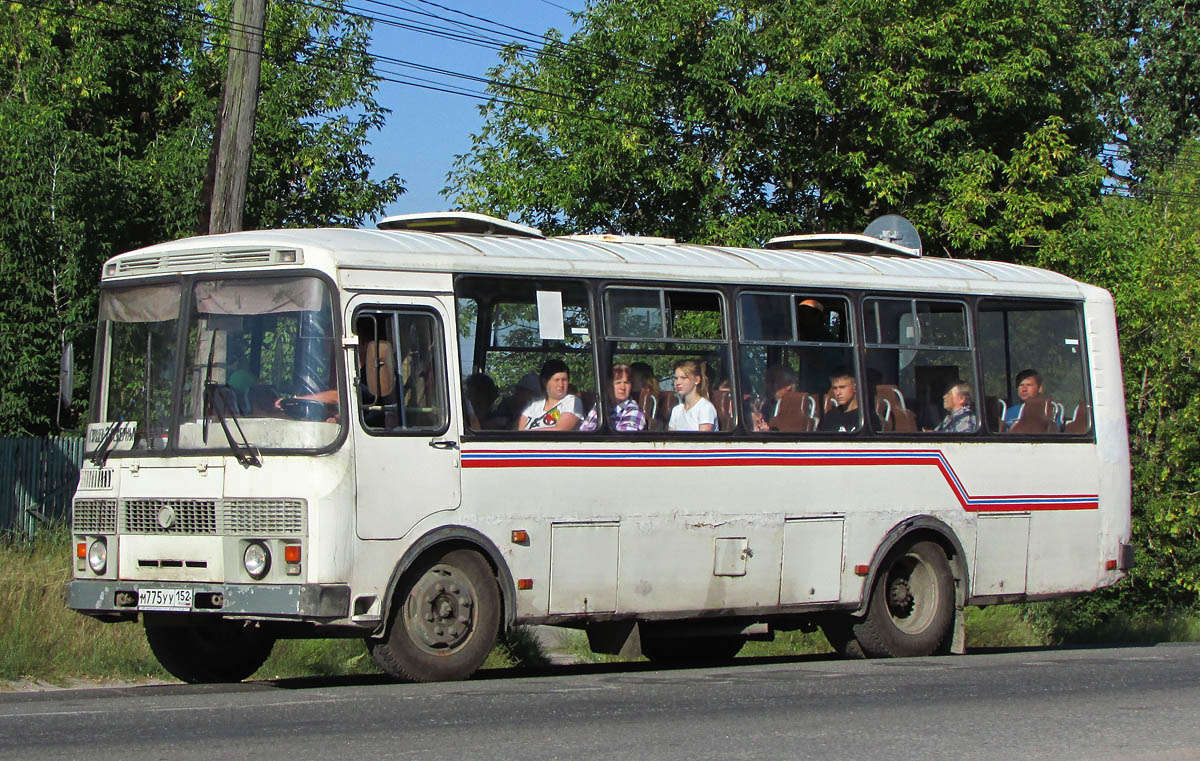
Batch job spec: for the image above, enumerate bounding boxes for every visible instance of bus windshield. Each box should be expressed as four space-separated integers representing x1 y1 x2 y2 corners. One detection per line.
89 276 342 455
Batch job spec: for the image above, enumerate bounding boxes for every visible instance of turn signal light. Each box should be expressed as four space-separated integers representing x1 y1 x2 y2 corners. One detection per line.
285 545 302 563
511 530 529 544
1105 559 1117 570
517 578 533 590
854 564 871 576
76 542 87 559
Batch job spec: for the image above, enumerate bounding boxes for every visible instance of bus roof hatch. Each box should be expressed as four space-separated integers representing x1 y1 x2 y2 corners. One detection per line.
766 214 923 257
376 211 544 239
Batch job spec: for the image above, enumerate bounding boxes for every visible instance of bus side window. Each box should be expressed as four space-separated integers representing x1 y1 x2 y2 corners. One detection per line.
455 276 595 433
355 310 448 434
863 298 976 434
978 301 1090 436
739 292 855 434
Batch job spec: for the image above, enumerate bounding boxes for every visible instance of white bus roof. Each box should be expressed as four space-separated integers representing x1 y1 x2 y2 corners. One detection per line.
101 224 1098 300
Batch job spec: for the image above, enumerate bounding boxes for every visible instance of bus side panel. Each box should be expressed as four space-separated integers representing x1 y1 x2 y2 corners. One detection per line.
1084 292 1132 584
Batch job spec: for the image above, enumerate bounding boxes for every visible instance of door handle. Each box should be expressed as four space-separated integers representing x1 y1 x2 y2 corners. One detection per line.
428 440 459 450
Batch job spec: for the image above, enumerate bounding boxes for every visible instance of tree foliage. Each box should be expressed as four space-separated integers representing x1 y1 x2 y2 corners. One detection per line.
1098 0 1200 179
0 0 403 435
1035 148 1200 612
448 0 1109 254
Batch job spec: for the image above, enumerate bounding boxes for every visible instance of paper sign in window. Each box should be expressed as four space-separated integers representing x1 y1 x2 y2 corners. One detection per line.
536 291 566 341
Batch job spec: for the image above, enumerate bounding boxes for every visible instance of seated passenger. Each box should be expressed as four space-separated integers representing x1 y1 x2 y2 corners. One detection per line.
764 365 797 420
463 372 499 429
1002 368 1061 429
518 359 583 431
749 394 770 432
668 358 718 432
934 381 979 433
579 363 647 432
817 370 879 433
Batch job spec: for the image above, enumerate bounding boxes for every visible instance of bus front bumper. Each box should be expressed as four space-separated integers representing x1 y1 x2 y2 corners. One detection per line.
68 579 351 620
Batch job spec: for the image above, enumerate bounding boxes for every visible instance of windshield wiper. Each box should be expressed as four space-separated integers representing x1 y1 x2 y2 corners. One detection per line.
202 337 216 445
89 417 124 467
207 383 262 468
201 337 261 467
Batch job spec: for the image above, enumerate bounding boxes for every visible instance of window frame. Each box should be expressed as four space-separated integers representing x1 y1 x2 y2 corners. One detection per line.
351 306 451 438
975 297 1094 440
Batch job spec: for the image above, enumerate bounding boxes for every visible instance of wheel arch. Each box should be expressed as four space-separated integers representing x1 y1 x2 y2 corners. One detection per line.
373 525 517 638
851 515 969 653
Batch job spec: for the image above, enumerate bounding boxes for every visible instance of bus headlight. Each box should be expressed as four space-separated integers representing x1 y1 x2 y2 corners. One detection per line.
243 542 270 580
87 538 107 574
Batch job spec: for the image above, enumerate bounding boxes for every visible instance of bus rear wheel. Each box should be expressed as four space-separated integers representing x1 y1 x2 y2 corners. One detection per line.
144 618 275 683
369 548 500 682
851 539 954 658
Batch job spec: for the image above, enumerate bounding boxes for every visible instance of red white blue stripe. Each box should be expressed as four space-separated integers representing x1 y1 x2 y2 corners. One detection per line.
461 447 1099 513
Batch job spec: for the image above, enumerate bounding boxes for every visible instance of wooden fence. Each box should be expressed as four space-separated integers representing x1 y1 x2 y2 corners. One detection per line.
0 437 84 537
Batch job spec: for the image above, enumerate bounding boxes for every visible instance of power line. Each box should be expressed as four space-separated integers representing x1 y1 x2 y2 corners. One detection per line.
11 0 663 133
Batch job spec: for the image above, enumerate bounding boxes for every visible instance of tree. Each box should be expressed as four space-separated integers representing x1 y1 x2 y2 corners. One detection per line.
447 0 1109 255
1097 0 1200 181
0 0 403 435
1034 147 1200 613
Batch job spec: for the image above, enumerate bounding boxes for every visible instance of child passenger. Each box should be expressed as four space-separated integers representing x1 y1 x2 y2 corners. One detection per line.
668 359 718 432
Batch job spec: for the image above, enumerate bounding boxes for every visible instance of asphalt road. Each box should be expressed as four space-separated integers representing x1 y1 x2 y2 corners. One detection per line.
2 644 1199 761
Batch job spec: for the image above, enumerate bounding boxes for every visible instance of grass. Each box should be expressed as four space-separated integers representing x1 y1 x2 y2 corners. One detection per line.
3 527 1198 685
0 526 168 684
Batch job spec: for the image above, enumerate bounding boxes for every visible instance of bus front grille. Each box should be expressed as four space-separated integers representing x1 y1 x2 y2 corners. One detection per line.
123 499 218 534
222 499 305 535
96 498 308 536
72 499 117 533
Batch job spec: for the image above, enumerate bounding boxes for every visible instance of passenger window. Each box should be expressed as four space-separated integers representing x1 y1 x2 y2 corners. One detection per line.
455 277 594 432
979 301 1090 435
738 293 856 433
863 298 977 434
604 287 730 432
354 310 448 434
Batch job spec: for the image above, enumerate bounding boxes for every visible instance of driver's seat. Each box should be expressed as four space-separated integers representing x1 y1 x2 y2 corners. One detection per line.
362 340 400 428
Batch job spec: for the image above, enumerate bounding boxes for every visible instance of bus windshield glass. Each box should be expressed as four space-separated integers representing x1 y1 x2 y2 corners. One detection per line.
92 283 182 452
89 276 342 455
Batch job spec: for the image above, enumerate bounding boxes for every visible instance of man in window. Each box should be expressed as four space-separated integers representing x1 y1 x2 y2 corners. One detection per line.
818 370 878 433
1003 369 1061 429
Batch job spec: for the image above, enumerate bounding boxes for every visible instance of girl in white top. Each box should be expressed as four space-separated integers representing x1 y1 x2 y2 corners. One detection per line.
667 358 718 432
518 358 583 431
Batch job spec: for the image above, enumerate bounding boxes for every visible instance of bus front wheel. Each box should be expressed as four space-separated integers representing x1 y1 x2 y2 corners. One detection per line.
851 539 954 658
145 618 275 683
369 548 501 682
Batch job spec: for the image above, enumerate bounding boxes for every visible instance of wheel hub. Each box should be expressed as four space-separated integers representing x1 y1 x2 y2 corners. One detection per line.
887 577 914 617
408 568 475 652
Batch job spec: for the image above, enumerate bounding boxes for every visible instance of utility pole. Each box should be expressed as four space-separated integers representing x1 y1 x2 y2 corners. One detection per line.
199 0 267 235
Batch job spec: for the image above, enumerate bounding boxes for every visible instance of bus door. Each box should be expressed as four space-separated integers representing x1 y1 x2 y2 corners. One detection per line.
348 296 461 539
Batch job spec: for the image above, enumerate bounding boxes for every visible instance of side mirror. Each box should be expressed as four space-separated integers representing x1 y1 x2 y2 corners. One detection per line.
57 342 74 427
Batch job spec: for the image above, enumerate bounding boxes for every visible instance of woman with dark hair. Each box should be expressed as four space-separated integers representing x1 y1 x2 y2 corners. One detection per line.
517 359 583 431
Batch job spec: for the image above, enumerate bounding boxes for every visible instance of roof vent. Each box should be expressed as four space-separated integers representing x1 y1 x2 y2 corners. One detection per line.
376 211 543 239
559 233 676 246
766 214 923 257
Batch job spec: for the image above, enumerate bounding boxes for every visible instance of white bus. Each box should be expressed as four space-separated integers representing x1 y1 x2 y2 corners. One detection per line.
67 212 1132 682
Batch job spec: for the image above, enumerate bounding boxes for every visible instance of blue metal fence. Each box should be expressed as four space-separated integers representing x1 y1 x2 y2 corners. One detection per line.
0 437 83 537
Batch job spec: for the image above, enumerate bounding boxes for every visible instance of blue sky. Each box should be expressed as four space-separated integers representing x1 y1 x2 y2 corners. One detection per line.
364 0 583 222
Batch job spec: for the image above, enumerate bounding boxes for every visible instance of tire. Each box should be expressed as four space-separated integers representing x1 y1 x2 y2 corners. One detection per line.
145 618 275 683
369 549 501 682
851 539 955 658
640 633 745 666
819 616 865 659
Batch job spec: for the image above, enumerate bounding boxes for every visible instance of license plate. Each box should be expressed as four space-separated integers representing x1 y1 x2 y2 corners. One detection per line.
138 587 193 611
